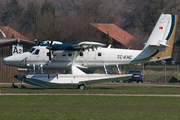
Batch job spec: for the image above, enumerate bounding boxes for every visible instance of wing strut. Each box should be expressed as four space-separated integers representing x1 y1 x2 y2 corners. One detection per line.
70 51 86 75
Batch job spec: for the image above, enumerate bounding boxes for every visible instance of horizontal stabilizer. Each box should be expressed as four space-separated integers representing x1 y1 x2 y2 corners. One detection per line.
149 40 171 47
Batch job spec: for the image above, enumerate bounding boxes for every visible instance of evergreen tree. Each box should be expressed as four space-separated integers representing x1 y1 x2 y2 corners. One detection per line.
105 30 113 47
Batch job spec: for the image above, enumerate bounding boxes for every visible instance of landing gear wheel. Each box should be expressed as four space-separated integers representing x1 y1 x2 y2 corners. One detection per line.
12 84 18 88
78 84 86 90
21 85 27 89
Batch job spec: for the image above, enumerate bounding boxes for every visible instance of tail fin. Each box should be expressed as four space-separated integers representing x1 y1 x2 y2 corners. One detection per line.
142 13 178 61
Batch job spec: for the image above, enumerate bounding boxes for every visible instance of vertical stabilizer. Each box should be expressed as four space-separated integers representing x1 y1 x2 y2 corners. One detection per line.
139 14 178 61
144 14 177 49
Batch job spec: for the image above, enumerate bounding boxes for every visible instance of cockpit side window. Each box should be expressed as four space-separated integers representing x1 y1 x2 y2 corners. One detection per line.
29 48 35 53
34 49 40 55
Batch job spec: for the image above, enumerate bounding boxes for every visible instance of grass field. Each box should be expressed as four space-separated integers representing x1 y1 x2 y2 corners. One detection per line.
1 83 180 120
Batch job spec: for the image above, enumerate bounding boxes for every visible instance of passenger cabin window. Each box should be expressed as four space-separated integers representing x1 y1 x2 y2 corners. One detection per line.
98 52 101 56
79 52 83 56
62 54 66 56
34 49 40 55
47 52 50 56
68 53 72 56
29 48 35 53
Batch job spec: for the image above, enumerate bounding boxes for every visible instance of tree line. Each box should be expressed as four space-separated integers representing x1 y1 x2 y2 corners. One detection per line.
0 0 180 49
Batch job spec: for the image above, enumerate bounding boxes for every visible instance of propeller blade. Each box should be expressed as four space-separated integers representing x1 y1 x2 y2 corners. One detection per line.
47 40 50 46
50 40 53 47
49 50 51 61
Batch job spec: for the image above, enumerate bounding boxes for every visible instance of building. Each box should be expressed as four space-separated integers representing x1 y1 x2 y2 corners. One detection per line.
0 26 35 83
90 23 135 48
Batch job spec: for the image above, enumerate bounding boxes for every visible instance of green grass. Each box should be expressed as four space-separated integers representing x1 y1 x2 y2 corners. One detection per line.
1 84 180 120
1 95 180 120
1 83 180 95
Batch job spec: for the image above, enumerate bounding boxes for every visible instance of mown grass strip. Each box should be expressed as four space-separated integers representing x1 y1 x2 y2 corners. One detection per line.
1 84 180 95
0 95 180 120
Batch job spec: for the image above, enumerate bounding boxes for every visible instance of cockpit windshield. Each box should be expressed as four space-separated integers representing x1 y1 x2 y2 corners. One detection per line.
29 48 36 53
34 49 40 55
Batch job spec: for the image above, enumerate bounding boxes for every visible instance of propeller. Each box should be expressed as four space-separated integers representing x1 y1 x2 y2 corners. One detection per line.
47 40 53 61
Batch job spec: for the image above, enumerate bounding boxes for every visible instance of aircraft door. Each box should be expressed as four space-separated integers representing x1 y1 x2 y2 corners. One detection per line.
87 49 96 67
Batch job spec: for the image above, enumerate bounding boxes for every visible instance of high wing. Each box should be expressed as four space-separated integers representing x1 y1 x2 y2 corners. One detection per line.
70 41 106 50
50 41 106 54
47 41 106 74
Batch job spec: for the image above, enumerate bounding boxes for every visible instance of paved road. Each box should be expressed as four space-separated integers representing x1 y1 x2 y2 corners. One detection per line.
1 93 180 97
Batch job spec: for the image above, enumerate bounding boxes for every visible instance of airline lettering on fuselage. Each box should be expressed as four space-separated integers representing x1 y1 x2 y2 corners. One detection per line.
117 55 132 59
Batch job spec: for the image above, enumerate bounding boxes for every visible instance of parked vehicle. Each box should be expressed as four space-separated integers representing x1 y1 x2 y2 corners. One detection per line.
124 70 144 83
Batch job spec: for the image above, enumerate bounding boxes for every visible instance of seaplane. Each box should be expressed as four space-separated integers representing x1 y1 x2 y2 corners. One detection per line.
2 13 178 89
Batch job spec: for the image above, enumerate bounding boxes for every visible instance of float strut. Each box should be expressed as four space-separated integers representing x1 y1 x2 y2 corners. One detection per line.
33 64 36 74
40 64 43 74
116 64 121 74
21 77 26 89
104 65 108 74
12 77 18 88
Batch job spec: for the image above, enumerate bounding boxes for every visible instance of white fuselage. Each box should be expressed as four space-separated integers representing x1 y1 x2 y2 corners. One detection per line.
3 45 155 70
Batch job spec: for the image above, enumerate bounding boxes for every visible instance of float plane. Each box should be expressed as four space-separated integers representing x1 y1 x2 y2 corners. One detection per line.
2 14 178 89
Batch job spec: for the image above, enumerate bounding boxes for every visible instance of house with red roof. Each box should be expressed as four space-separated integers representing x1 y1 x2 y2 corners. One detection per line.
90 23 135 48
0 26 30 40
0 26 35 83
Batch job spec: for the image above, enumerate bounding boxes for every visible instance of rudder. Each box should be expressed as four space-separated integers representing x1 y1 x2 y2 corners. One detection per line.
142 14 178 61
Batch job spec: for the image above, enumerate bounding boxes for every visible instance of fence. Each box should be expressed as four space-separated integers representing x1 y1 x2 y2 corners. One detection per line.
116 63 179 83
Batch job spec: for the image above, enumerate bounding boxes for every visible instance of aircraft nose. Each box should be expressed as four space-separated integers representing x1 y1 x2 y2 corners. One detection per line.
2 56 13 65
2 54 23 66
